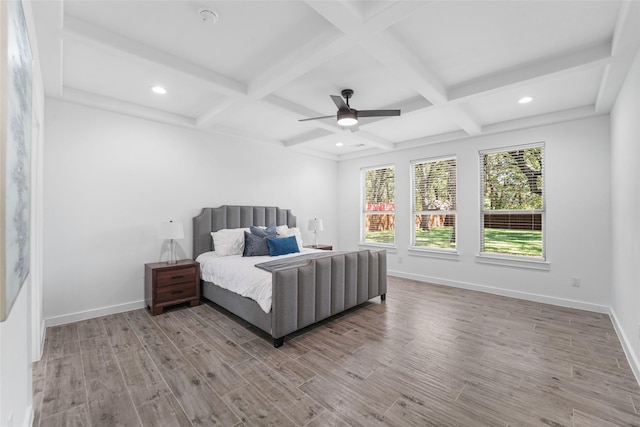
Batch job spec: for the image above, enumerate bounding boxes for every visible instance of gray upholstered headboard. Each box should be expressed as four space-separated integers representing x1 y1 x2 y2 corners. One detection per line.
193 205 297 259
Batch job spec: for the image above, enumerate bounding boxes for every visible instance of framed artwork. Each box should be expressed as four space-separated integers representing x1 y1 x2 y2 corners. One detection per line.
0 0 32 321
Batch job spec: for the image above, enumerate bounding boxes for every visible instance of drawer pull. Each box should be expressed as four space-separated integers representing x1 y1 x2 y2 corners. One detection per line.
171 290 183 295
171 275 184 280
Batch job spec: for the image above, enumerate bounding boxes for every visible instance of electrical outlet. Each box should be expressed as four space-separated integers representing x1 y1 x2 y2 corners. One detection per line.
571 277 580 287
398 256 403 264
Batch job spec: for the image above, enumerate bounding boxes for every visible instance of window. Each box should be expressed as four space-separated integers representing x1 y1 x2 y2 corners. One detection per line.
412 157 456 250
480 144 544 258
361 165 395 244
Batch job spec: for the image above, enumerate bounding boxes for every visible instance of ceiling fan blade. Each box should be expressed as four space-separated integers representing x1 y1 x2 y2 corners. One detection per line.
298 115 335 122
357 109 401 118
330 95 349 111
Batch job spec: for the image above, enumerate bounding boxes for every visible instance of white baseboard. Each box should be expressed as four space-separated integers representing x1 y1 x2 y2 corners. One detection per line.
44 300 146 328
609 307 640 387
387 269 610 314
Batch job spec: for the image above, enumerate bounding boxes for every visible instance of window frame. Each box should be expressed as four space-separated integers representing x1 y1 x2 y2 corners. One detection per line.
410 156 458 254
478 142 546 263
360 164 396 247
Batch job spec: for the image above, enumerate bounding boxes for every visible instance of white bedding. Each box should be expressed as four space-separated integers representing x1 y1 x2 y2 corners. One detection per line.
196 248 322 313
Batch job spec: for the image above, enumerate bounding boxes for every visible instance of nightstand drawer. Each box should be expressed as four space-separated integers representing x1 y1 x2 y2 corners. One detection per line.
156 282 197 303
157 268 196 287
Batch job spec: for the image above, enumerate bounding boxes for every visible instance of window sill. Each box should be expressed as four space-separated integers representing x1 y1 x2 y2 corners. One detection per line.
408 247 459 261
475 253 550 271
358 242 397 254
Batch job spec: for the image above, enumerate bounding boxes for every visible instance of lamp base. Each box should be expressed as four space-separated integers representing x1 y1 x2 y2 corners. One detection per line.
168 239 178 264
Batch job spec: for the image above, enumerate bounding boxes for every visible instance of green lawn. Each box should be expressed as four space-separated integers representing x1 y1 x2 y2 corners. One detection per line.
414 227 456 249
482 228 542 257
365 227 542 257
364 230 395 244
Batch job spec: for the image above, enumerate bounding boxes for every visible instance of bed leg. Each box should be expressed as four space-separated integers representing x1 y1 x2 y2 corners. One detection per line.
273 337 284 348
381 293 386 301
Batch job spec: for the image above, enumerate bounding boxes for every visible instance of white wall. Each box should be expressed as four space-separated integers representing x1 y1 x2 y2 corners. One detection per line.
610 47 640 381
43 100 338 324
0 0 45 425
338 116 612 311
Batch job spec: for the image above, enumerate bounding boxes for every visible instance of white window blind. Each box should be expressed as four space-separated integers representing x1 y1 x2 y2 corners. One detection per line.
411 157 457 250
480 144 544 258
361 165 395 244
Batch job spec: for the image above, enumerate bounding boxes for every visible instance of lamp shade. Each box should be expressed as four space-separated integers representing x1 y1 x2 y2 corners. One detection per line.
158 221 184 240
308 218 324 232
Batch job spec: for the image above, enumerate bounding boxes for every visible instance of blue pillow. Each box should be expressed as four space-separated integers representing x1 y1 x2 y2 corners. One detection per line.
243 231 270 257
250 224 276 238
266 236 300 256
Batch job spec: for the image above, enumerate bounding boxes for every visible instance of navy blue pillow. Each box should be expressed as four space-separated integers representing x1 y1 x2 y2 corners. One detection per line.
250 224 276 238
266 236 300 256
243 231 270 257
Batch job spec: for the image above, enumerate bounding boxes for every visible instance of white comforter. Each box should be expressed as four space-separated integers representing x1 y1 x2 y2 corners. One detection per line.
196 248 322 313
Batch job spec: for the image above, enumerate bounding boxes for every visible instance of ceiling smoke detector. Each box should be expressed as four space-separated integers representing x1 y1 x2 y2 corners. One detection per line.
199 9 219 24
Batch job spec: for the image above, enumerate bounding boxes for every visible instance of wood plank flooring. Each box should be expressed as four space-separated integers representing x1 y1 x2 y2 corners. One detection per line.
33 277 640 426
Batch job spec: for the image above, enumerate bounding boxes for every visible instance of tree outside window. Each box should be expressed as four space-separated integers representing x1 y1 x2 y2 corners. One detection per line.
362 166 395 244
412 157 456 250
481 145 544 257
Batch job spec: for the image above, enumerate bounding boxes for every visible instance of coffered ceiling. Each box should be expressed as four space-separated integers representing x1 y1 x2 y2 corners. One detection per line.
32 1 640 160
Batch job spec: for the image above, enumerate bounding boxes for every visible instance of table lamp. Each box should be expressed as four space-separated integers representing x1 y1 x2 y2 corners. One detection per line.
308 218 324 248
158 220 184 264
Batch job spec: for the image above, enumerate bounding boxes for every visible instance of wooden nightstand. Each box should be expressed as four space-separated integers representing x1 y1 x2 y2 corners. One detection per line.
304 244 333 251
145 260 200 315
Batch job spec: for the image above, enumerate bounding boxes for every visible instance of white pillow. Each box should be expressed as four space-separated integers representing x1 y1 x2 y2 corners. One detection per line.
276 225 289 237
280 227 303 249
211 228 249 256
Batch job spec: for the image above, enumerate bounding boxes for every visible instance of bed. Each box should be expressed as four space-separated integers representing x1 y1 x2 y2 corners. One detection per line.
192 205 387 347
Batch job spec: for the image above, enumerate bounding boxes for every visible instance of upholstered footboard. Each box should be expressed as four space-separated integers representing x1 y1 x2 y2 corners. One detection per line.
270 249 387 347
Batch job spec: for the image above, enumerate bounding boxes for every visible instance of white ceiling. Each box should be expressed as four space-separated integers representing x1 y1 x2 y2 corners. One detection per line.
32 0 640 160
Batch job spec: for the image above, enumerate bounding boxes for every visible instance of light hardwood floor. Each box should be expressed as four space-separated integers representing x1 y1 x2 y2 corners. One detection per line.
33 276 640 426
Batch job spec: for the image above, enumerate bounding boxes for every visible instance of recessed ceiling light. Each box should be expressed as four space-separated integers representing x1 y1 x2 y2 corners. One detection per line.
151 86 167 95
518 96 533 104
336 142 344 147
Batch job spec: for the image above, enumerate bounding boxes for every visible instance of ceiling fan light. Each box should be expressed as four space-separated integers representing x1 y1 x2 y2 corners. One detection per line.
337 110 358 126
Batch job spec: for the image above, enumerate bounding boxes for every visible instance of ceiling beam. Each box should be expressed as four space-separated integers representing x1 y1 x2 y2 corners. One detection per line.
197 31 352 128
481 105 600 134
595 0 640 113
306 0 482 136
360 32 448 105
449 42 613 102
63 16 246 98
247 31 355 99
58 88 292 152
196 98 256 129
393 105 601 152
30 0 64 97
60 87 197 128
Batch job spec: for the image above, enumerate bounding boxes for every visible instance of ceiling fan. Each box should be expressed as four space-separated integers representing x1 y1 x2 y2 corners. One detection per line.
299 89 401 127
